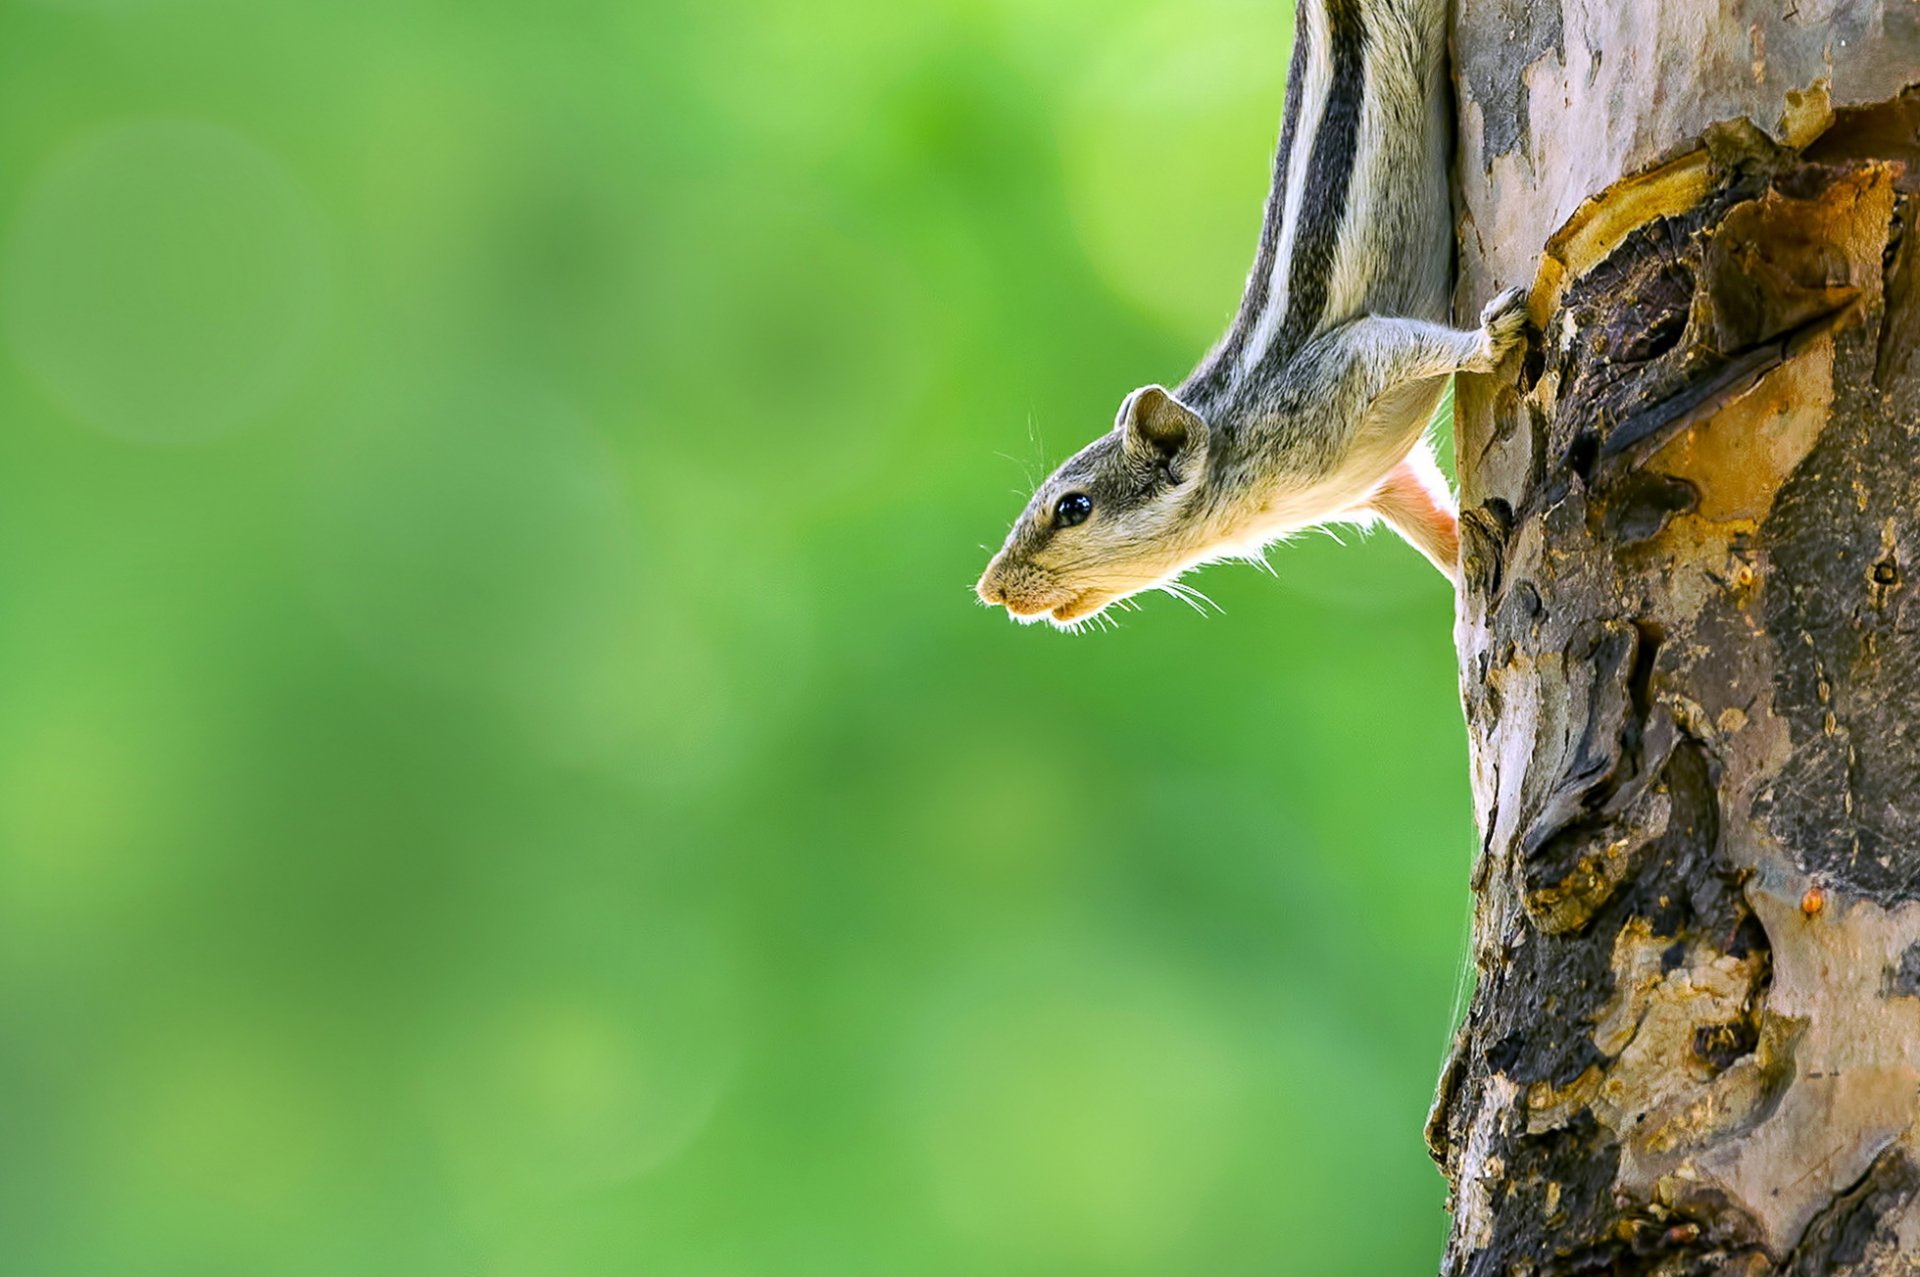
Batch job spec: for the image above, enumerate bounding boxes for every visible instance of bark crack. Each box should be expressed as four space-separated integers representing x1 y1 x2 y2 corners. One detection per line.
1442 44 1920 1270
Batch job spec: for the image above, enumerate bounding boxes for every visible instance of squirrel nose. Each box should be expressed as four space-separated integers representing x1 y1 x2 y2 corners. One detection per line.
976 567 1007 606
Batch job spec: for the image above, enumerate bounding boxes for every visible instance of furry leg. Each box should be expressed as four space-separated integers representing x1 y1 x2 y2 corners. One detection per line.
1368 442 1459 582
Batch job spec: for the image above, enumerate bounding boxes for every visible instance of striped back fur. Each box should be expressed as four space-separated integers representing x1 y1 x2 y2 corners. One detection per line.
1177 0 1452 423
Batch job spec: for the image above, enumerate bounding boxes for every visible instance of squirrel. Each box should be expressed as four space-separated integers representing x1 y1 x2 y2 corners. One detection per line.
976 0 1528 629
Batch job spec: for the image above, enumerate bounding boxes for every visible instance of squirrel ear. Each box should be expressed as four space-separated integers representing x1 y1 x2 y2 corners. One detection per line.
1118 385 1206 459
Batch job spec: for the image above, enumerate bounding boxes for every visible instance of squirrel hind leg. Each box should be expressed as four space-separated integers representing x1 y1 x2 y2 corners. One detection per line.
1368 445 1460 584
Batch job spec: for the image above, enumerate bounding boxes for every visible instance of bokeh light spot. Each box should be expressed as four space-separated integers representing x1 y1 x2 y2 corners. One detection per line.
3 120 326 444
423 929 745 1196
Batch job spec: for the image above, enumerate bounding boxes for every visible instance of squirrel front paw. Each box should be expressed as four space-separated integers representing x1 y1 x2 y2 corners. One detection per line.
1472 286 1531 370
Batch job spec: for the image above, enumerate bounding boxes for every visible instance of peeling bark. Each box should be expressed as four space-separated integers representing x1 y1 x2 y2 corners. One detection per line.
1435 3 1920 1273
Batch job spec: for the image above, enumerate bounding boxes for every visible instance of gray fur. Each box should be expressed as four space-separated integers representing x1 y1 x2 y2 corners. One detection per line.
978 0 1528 628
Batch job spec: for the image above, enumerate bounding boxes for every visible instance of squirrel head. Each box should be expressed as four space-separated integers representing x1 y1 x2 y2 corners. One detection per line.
976 385 1215 628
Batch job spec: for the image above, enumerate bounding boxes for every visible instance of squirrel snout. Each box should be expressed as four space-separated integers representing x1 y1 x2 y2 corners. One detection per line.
977 557 1063 619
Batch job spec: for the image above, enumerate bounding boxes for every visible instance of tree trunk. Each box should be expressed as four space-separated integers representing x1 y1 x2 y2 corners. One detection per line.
1429 4 1920 1273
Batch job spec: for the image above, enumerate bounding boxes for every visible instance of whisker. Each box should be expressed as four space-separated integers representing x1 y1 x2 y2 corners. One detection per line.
995 450 1038 489
1184 582 1226 614
1159 583 1209 617
1165 579 1225 615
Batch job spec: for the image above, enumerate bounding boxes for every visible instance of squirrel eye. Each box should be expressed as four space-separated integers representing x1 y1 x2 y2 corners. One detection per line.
1053 493 1093 528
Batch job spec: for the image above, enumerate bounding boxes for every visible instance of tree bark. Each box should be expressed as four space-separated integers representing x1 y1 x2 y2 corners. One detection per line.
1430 4 1920 1273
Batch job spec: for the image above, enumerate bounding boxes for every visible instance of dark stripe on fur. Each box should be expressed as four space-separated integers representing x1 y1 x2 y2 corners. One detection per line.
1271 0 1366 361
1178 13 1313 407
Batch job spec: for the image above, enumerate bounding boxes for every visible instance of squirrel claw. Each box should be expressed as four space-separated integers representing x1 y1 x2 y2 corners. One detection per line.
1474 286 1531 369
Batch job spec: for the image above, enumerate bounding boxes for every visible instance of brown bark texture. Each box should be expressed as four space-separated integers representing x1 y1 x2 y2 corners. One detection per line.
1432 2 1920 1273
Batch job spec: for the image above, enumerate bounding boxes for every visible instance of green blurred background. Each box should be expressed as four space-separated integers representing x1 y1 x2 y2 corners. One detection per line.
0 0 1479 1272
